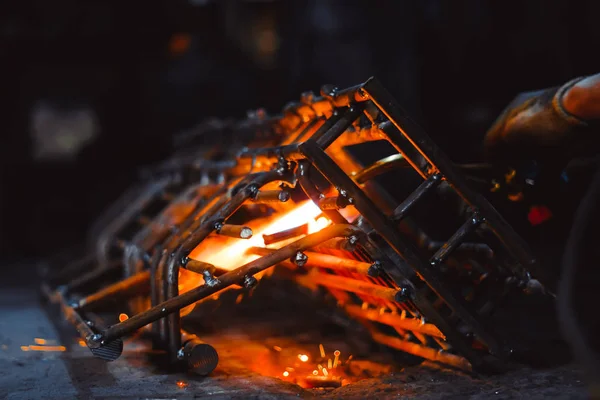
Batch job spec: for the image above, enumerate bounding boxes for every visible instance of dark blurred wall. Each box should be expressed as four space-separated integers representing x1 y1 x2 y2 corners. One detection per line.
0 0 599 260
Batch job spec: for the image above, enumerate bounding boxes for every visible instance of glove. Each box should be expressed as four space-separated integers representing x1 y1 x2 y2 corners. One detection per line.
484 77 593 166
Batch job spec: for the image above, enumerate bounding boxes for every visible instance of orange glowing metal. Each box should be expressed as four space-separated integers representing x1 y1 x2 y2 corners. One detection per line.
283 371 290 377
176 380 188 388
119 313 129 322
34 338 46 345
189 201 327 271
298 354 309 362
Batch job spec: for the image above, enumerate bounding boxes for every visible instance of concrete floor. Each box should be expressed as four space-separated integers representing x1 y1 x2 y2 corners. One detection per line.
0 262 590 399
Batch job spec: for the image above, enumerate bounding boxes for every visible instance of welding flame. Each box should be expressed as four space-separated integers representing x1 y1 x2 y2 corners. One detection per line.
177 201 330 315
189 201 328 271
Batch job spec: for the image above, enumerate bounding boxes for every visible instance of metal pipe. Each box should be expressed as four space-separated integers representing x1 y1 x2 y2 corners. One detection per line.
262 224 308 245
343 304 445 338
216 223 253 239
248 247 373 275
99 224 358 343
430 213 483 266
392 173 442 221
77 270 151 310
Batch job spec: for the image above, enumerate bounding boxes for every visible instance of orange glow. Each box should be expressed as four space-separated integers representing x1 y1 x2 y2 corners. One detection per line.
282 371 290 377
298 354 309 362
34 338 46 345
176 380 188 388
119 313 129 322
189 201 327 271
22 345 66 352
78 339 87 347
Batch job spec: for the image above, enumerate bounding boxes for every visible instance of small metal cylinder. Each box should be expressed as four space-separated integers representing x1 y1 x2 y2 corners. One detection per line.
181 339 219 376
184 259 217 275
216 223 253 239
252 189 291 203
318 196 342 210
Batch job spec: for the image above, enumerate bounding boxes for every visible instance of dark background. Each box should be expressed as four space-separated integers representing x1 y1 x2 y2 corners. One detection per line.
1 0 599 261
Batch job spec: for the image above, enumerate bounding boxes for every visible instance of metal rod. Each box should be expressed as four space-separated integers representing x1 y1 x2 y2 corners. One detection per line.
252 189 291 203
392 173 442 221
296 271 401 303
99 224 358 343
313 105 365 149
343 304 445 338
216 223 253 239
184 259 217 275
77 270 151 310
262 224 308 245
354 153 410 184
430 213 483 266
370 332 471 371
249 247 373 275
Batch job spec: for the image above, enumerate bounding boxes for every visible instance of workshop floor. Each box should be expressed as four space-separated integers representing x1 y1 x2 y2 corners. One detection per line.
0 261 589 399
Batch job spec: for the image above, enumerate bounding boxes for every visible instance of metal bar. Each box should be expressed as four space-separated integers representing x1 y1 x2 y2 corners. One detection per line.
392 173 443 221
77 270 151 310
344 304 445 338
300 140 503 357
99 224 358 343
370 332 471 371
430 213 484 266
313 105 365 149
262 224 308 245
363 77 536 274
354 154 410 184
248 247 373 275
296 271 401 303
216 224 253 239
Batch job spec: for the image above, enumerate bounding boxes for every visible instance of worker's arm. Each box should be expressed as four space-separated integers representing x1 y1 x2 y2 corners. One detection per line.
484 73 600 165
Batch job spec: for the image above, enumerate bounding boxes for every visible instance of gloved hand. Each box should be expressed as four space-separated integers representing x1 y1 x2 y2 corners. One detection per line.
484 77 596 166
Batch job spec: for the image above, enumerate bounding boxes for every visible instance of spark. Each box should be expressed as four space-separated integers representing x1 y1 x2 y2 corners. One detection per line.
176 381 188 388
22 345 66 352
298 354 309 362
283 371 289 377
333 350 340 368
319 343 325 358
